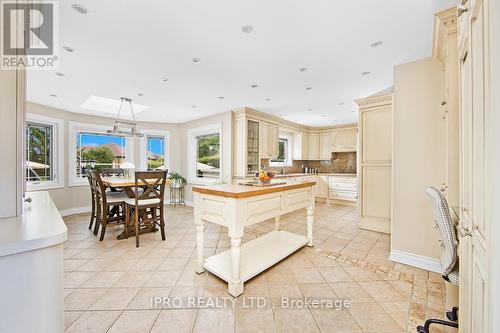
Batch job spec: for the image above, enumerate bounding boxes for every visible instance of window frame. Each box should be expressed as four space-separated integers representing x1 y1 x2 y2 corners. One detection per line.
269 131 293 167
187 122 223 184
139 130 171 172
26 113 65 191
68 121 134 187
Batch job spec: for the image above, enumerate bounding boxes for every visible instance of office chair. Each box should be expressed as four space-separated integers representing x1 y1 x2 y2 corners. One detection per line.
416 187 459 332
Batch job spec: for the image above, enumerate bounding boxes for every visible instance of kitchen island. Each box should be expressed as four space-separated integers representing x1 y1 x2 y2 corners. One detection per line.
192 180 315 297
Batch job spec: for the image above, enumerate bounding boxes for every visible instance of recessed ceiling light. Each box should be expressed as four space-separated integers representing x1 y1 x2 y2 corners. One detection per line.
192 58 201 63
351 110 356 112
55 72 65 77
266 98 271 101
138 93 144 97
251 84 258 88
299 67 308 72
71 3 88 15
62 46 75 53
218 96 224 99
277 113 283 117
307 108 312 111
306 87 312 90
361 71 371 75
192 105 196 108
241 25 253 33
338 102 344 106
321 114 327 117
371 41 384 48
49 94 57 98
161 77 168 82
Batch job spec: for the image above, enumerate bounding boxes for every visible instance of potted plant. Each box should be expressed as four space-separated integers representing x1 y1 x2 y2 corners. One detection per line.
168 171 187 188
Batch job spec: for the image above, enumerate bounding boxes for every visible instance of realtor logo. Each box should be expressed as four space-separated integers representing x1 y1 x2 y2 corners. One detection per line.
1 0 58 69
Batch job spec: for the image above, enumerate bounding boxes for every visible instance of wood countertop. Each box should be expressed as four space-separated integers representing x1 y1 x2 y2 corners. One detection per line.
192 180 316 199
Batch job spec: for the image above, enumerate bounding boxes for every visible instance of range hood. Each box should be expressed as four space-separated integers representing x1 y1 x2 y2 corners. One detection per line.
332 128 357 152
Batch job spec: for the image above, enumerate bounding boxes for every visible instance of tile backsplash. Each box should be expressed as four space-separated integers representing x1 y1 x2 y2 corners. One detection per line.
261 152 357 174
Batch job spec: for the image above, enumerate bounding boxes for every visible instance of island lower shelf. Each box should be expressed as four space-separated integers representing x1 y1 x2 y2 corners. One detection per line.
203 230 308 283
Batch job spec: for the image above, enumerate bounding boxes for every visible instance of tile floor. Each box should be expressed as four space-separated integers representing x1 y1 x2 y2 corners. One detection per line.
63 202 457 333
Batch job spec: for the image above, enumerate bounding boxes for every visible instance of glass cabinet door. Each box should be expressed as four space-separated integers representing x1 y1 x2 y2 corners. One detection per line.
247 120 259 174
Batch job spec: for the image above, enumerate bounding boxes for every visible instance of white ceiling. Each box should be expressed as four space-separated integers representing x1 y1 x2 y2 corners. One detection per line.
27 0 456 126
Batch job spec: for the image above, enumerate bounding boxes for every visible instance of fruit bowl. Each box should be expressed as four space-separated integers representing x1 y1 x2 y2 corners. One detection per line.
255 170 275 184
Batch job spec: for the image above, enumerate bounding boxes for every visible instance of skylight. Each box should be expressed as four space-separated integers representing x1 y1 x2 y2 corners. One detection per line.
81 96 148 116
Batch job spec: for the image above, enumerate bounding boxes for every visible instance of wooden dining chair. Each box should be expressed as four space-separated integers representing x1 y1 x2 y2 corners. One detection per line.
93 171 129 240
100 168 124 176
124 170 168 247
86 170 97 231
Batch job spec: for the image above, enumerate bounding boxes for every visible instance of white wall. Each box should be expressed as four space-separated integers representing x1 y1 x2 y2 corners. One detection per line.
392 57 443 260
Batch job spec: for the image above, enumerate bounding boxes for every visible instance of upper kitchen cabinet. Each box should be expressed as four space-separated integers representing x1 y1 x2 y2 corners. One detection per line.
319 132 333 159
307 133 320 160
259 121 279 159
233 110 259 177
293 132 308 160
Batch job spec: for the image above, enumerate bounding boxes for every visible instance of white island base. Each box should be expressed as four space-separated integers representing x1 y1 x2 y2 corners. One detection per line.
192 181 315 297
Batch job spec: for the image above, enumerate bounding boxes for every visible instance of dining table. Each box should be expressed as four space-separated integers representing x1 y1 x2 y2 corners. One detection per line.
100 176 172 239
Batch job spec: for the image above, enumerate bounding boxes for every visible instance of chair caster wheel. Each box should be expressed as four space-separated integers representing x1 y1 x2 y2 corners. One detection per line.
416 326 428 333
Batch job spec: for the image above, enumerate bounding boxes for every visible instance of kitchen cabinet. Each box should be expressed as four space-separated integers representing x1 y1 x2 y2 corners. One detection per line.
319 132 333 159
356 93 392 234
233 113 261 177
316 175 329 198
247 120 260 174
328 175 357 203
259 122 279 159
307 133 320 160
293 132 308 160
332 128 357 152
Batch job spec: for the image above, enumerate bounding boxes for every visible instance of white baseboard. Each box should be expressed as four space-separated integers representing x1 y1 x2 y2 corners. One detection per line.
59 206 91 217
389 249 443 274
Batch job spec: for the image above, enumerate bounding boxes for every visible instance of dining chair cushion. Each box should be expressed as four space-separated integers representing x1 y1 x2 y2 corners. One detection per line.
105 192 129 203
124 198 161 206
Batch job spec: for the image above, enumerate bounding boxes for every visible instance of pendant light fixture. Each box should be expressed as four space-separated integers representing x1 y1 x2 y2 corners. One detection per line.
106 97 144 137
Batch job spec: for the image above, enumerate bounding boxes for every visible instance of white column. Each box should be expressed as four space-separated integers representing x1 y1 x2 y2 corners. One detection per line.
228 237 243 297
306 189 315 246
274 216 281 231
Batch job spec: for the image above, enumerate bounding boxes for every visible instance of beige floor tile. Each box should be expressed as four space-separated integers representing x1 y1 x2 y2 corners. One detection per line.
158 257 189 270
265 268 297 284
107 310 160 333
90 288 139 310
127 287 173 309
329 282 375 302
80 271 126 288
64 259 88 272
344 266 383 282
65 310 121 333
193 308 235 333
291 267 326 283
176 269 209 286
273 308 320 333
112 271 153 288
64 311 83 329
236 308 277 333
144 270 182 287
359 281 407 302
318 267 354 282
310 308 362 333
64 271 96 288
348 302 403 332
380 301 410 330
299 283 336 298
150 309 198 333
64 288 107 311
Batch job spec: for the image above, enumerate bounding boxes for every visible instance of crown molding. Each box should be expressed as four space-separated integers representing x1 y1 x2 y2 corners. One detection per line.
433 7 458 62
355 94 393 109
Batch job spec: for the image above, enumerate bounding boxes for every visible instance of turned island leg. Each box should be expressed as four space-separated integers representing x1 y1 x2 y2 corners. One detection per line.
228 237 244 297
306 191 315 247
195 223 206 274
275 216 281 231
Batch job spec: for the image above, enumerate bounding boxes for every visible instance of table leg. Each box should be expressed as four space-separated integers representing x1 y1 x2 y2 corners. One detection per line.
228 237 244 297
195 223 206 274
306 205 314 247
275 216 281 231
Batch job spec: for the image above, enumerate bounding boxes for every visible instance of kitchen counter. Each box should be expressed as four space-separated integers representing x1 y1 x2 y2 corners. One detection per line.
274 172 357 178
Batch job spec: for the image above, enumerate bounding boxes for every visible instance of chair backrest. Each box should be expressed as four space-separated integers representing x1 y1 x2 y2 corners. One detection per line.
101 168 124 176
424 187 458 277
92 171 109 206
86 170 95 196
134 170 168 206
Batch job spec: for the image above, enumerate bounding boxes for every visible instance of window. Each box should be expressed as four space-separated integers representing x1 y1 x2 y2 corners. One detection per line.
188 123 222 183
26 114 64 190
270 132 293 167
140 130 170 171
69 122 133 186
